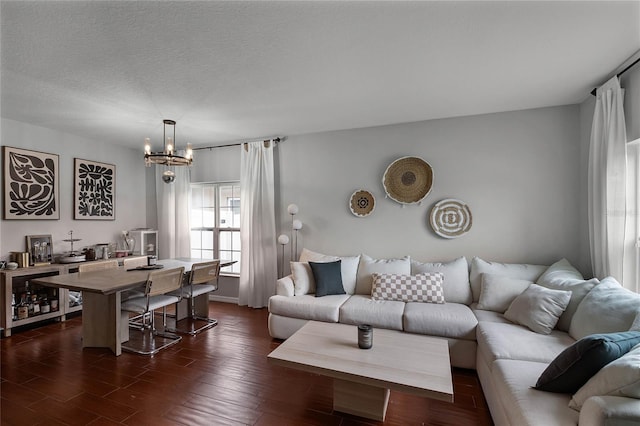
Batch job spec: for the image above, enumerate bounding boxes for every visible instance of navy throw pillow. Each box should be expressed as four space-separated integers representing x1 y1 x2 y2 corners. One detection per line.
309 260 345 297
535 331 640 393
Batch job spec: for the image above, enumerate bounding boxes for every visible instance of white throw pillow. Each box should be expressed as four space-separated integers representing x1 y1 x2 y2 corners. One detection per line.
537 258 584 285
469 257 547 302
630 313 640 332
298 248 360 294
504 284 571 334
477 273 531 313
290 261 315 295
569 343 640 410
411 257 471 304
536 258 598 332
569 277 640 340
355 254 411 295
371 273 445 303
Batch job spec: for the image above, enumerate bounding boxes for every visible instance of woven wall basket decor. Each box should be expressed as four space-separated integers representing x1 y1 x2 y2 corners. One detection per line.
382 156 433 205
430 198 472 239
349 189 375 217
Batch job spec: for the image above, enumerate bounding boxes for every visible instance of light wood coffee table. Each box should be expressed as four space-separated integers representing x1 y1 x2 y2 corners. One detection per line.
267 320 453 421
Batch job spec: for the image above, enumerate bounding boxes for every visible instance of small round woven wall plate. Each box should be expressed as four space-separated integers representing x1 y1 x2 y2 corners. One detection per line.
382 156 433 205
430 198 472 239
349 189 375 217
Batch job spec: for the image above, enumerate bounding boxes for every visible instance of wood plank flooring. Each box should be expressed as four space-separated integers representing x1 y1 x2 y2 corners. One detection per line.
1 302 494 425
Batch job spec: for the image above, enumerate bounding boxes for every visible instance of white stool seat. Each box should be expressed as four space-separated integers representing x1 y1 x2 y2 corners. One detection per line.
170 283 216 298
122 294 180 313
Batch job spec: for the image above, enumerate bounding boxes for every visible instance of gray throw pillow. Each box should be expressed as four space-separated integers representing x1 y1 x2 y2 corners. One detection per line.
309 260 345 297
504 284 571 334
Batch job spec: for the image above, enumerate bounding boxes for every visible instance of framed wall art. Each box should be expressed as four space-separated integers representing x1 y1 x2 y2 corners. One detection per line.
3 146 60 220
74 158 115 220
26 234 53 266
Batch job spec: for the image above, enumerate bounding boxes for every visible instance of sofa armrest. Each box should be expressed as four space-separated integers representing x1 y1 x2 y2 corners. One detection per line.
276 275 295 297
580 396 640 426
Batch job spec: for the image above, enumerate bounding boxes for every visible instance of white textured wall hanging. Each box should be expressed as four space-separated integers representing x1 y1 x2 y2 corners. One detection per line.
430 198 472 238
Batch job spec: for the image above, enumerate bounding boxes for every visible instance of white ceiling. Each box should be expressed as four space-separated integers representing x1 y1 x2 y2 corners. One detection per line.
2 1 639 149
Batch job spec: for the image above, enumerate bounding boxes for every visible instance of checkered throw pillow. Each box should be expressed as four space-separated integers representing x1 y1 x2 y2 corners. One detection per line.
371 272 445 303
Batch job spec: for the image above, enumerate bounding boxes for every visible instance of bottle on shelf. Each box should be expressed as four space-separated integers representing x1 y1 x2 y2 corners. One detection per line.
51 288 59 312
11 293 17 320
25 282 34 316
17 294 28 320
31 294 40 315
40 295 50 314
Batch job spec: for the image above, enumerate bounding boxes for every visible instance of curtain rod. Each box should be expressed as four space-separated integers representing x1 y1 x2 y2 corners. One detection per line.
590 55 640 96
192 137 282 151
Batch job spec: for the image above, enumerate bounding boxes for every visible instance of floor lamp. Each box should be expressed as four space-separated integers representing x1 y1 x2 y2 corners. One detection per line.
277 234 289 278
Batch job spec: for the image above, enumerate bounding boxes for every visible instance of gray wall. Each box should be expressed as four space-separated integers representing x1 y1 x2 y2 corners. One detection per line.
4 102 591 301
1 118 147 259
190 104 590 286
277 105 588 275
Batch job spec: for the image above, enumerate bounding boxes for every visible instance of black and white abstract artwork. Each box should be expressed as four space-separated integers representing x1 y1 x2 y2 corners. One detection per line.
74 158 115 220
3 146 60 220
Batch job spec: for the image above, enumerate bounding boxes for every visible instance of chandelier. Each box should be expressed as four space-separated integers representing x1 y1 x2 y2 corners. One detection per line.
144 120 193 182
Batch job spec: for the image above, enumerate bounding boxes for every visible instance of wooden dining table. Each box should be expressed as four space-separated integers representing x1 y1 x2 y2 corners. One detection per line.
32 258 234 356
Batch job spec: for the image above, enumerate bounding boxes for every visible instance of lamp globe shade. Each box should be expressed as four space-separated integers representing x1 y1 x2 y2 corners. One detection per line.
277 234 290 245
287 204 299 215
292 219 303 230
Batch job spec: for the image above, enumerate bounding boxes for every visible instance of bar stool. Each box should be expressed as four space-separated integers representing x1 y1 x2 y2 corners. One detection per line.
120 267 184 355
168 260 220 335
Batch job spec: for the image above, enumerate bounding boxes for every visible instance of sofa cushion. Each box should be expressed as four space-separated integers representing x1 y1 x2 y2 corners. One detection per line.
470 303 511 324
477 321 575 366
537 258 584 284
570 343 640 410
410 257 471 304
291 262 315 295
477 273 531 313
535 331 640 394
309 260 345 297
469 257 547 302
569 277 640 340
403 302 477 340
536 258 598 332
504 284 571 335
299 248 360 294
492 359 578 426
268 294 350 323
371 272 445 303
355 254 410 295
539 278 599 333
339 295 405 330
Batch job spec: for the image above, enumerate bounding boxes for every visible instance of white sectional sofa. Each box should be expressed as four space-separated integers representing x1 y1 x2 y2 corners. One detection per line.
267 249 640 426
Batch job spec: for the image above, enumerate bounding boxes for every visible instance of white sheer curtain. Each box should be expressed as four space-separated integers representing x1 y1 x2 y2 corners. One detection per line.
238 141 277 308
588 76 628 282
155 166 191 259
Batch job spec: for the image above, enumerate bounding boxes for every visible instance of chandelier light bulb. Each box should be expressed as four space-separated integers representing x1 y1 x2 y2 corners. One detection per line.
144 138 151 155
277 234 290 245
287 204 299 215
292 219 303 230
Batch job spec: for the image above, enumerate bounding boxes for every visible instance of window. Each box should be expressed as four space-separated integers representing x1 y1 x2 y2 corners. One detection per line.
190 182 241 274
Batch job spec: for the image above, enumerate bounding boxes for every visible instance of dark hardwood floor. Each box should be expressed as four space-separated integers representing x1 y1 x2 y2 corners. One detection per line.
1 302 493 425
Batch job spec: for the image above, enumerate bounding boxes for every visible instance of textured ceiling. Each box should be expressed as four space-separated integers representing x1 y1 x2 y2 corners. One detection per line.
2 1 640 149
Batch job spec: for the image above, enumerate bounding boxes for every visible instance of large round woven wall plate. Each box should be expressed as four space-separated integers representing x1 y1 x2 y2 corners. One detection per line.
349 189 375 217
382 156 433 205
430 198 472 239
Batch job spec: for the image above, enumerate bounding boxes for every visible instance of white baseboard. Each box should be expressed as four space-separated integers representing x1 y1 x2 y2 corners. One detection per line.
208 294 238 304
